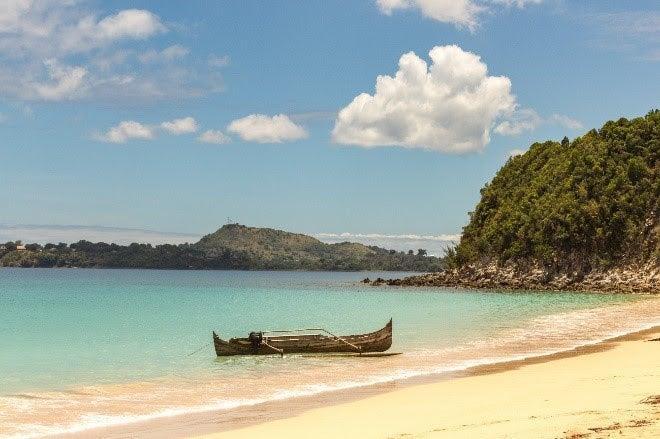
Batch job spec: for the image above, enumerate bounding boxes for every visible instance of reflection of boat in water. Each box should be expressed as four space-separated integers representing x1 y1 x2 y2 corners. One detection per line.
213 319 393 356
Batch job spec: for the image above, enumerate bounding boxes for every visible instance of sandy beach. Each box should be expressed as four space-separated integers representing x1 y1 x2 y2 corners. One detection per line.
201 328 660 439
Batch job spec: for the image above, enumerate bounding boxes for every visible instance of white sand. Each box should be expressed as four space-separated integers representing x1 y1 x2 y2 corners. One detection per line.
207 330 660 438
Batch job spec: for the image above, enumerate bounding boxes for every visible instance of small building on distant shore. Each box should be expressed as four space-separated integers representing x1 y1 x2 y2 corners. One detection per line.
16 245 26 251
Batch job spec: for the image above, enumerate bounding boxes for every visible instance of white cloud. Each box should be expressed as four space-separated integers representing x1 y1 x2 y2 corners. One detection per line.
376 0 543 29
197 129 231 144
208 54 230 68
495 110 584 136
0 0 32 33
490 0 542 7
332 45 516 153
56 9 166 55
94 9 165 42
315 232 460 256
0 3 166 56
228 114 308 143
377 0 483 29
494 108 541 135
96 118 235 144
0 2 219 102
593 11 660 36
161 116 198 135
316 232 461 242
508 148 526 157
95 120 154 143
290 111 337 122
644 49 660 62
92 49 132 71
586 11 659 62
0 224 200 245
29 58 87 101
139 45 189 64
550 114 583 130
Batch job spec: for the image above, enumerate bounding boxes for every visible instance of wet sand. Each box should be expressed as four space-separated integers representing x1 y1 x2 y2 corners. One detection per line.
206 327 660 438
68 327 660 438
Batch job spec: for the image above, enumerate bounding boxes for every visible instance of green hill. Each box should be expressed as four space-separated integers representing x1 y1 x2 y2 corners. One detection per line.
0 224 443 271
453 110 659 271
384 111 658 292
194 224 439 270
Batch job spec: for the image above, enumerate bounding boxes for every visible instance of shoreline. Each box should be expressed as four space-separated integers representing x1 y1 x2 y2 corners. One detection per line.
376 262 660 294
211 326 660 438
64 325 660 439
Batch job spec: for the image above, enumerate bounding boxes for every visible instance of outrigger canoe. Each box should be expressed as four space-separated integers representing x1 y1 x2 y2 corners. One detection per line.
213 319 393 356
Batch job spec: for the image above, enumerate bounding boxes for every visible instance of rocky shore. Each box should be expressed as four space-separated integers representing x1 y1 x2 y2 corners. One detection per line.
365 260 660 294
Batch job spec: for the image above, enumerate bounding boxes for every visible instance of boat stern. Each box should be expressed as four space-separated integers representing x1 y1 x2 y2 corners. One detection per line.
213 331 244 356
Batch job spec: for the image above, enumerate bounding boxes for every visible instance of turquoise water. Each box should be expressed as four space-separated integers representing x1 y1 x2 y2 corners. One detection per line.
1 268 659 438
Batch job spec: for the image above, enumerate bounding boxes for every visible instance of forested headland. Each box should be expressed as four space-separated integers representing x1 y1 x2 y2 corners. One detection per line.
386 111 659 292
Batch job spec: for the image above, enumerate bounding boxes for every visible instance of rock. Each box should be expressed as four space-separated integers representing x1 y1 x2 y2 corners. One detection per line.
373 260 659 294
371 277 386 286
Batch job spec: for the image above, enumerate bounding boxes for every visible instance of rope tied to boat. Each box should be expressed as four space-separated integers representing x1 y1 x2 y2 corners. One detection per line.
185 342 212 357
261 339 284 357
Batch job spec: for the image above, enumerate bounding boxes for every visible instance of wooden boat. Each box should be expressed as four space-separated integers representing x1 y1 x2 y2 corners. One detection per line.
213 319 392 356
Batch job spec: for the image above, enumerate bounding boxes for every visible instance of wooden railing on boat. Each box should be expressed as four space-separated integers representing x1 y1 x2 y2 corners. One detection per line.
261 328 362 353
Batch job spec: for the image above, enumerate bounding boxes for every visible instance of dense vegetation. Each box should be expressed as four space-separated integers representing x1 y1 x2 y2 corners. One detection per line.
452 110 659 271
0 224 443 271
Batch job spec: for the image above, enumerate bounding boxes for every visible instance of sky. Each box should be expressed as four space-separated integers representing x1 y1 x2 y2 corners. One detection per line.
0 0 658 251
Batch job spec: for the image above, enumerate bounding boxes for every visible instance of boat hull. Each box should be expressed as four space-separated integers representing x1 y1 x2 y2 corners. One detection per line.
213 319 392 356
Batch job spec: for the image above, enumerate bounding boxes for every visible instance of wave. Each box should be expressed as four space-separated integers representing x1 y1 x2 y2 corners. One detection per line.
2 298 659 439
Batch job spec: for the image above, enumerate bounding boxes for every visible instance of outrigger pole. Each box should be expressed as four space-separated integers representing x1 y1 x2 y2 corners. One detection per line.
262 328 362 354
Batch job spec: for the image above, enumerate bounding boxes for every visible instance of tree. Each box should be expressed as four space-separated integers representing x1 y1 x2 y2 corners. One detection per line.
0 225 446 271
417 249 427 257
454 111 659 269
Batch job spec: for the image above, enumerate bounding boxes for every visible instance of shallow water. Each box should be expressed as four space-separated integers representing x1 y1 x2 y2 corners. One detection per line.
1 268 658 438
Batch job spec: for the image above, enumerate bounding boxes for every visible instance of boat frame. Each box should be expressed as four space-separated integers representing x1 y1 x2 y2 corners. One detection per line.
213 319 392 356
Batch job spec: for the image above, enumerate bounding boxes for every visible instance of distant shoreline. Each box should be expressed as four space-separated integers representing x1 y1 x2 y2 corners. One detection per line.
0 266 425 273
0 224 444 272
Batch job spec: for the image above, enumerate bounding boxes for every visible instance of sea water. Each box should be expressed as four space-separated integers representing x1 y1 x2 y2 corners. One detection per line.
1 268 658 438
